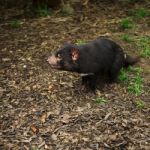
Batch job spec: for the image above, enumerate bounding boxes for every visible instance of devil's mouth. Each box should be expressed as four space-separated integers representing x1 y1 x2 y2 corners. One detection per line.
50 64 61 69
47 59 61 69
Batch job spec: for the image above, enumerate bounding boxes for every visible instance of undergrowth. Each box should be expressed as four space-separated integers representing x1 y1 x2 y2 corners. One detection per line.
135 100 145 109
75 39 86 45
137 36 150 58
128 8 149 19
120 18 134 29
10 20 21 28
36 5 51 17
118 66 143 96
94 97 107 105
121 34 133 42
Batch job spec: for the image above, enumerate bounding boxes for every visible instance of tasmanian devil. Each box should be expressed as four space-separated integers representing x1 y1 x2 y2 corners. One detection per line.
47 37 138 91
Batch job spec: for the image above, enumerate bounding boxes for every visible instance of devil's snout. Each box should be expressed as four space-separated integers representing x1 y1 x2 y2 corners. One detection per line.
47 55 61 69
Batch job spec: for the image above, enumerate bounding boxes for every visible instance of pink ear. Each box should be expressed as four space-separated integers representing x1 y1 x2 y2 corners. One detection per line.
71 48 79 61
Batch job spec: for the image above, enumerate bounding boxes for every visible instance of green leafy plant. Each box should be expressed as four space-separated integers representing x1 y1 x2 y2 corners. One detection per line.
128 8 149 19
120 18 134 29
75 39 86 45
121 34 133 42
118 69 128 81
119 67 143 96
36 5 50 17
31 148 40 150
138 36 150 58
127 66 143 74
135 8 149 18
135 100 145 109
127 76 143 95
10 20 21 28
94 97 107 105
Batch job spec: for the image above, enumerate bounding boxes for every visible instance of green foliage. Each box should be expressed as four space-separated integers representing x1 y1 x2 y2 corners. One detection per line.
128 8 149 19
119 67 143 96
135 8 149 18
36 5 50 17
135 100 145 109
127 76 143 95
118 69 128 81
120 18 134 29
75 39 86 45
94 97 107 105
121 34 133 42
127 66 143 74
10 20 21 28
137 36 150 58
32 148 40 150
128 67 143 96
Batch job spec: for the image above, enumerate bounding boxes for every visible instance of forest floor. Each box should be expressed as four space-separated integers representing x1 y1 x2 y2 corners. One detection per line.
0 1 150 150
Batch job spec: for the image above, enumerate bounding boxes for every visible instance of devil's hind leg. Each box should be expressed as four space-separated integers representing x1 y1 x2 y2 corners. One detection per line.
109 54 124 83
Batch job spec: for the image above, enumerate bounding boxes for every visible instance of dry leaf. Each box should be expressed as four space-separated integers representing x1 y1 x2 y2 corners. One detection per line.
40 114 47 123
60 114 70 123
77 106 85 112
48 85 53 90
30 124 39 134
104 112 112 120
51 134 57 141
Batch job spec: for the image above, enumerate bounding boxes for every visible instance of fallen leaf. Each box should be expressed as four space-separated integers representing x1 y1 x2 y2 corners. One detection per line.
40 113 47 123
51 133 57 141
30 124 39 134
77 106 85 112
60 114 70 123
104 112 112 120
38 141 45 149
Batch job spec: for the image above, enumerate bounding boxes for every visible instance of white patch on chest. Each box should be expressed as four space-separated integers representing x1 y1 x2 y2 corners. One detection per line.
124 54 127 59
80 73 94 77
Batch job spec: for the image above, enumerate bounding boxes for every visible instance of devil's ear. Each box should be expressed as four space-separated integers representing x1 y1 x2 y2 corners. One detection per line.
71 48 79 61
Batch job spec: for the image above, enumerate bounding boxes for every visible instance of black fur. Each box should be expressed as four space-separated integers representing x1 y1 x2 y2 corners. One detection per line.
49 38 138 91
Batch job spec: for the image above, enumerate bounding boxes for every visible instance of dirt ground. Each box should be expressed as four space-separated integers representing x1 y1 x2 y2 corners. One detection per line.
0 1 150 150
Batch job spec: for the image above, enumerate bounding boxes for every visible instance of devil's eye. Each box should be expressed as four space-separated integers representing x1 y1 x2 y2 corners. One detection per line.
57 53 62 59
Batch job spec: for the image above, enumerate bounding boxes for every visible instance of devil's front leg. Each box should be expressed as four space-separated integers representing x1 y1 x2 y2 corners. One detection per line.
81 73 98 92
